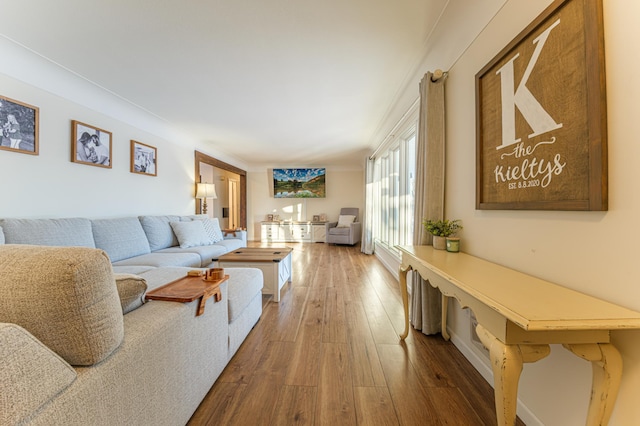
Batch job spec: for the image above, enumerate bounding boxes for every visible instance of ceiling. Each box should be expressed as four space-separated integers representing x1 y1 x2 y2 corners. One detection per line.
2 0 448 168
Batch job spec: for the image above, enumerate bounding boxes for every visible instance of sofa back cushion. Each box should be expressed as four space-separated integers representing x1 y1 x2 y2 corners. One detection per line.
139 215 180 251
0 245 124 366
92 217 151 262
0 218 95 247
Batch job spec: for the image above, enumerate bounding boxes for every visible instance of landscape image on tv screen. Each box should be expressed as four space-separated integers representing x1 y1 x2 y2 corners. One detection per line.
273 168 326 198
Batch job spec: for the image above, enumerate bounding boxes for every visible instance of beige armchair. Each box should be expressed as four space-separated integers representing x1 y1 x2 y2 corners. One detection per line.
325 208 361 245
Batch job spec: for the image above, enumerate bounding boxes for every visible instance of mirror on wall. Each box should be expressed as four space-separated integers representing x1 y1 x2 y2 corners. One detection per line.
194 151 246 230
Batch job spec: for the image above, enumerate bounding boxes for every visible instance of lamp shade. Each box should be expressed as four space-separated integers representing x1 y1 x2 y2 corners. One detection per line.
195 183 217 199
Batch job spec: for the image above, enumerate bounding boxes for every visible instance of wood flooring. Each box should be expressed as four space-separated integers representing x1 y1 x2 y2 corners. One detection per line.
188 242 526 426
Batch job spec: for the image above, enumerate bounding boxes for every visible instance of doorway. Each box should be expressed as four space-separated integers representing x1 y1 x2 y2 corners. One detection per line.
194 151 247 230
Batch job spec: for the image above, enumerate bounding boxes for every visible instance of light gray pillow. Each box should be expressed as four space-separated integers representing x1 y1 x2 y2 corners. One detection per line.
170 221 213 248
194 217 224 243
114 273 147 314
0 226 4 245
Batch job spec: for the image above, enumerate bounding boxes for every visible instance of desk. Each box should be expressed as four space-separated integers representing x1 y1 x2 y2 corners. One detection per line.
397 245 640 426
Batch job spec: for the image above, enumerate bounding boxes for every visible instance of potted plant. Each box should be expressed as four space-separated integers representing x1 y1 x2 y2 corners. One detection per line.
423 219 463 250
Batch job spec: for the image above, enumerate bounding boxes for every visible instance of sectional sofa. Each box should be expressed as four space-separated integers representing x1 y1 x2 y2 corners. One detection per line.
0 215 263 425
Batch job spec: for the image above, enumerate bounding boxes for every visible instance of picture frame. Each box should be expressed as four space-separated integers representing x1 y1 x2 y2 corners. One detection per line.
319 213 327 222
273 168 326 198
267 214 274 221
130 140 157 176
475 0 607 211
313 215 320 222
71 120 112 168
0 95 39 155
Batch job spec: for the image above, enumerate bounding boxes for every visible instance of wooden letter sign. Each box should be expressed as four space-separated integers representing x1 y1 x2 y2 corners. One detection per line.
476 0 607 210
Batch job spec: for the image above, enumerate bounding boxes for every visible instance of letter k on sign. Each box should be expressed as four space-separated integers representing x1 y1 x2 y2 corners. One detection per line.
496 18 563 151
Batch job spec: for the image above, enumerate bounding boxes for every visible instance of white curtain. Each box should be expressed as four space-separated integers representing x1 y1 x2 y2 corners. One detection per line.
361 157 375 255
410 71 447 335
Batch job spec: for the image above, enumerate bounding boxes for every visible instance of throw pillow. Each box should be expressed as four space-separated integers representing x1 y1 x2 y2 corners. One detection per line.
204 217 225 243
170 220 213 248
336 214 356 228
114 273 147 314
189 216 224 243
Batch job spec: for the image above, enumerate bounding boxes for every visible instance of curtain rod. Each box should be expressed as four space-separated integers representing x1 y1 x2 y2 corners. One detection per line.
430 68 448 82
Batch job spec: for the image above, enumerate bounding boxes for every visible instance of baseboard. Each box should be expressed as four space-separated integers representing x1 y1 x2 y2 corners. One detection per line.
373 244 400 281
448 328 544 426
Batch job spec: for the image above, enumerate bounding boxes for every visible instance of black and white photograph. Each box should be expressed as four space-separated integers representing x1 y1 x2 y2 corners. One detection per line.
130 140 157 176
0 95 39 155
71 120 112 168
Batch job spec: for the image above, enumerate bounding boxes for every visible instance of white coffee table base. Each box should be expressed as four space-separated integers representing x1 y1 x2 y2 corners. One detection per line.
219 253 292 302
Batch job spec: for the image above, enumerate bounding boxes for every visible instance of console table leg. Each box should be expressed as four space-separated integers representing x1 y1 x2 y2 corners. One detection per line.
563 343 622 426
477 324 550 426
441 294 450 341
399 264 411 340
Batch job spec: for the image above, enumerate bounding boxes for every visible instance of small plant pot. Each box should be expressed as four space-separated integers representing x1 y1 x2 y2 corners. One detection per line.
432 235 446 250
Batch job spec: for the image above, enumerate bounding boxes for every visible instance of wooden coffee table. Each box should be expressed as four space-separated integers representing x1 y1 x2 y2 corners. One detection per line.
216 247 293 302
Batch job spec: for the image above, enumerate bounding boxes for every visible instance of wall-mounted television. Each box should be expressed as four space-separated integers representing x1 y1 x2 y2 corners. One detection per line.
273 168 326 198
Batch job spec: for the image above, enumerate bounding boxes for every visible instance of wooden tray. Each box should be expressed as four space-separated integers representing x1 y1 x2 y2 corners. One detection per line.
146 274 229 316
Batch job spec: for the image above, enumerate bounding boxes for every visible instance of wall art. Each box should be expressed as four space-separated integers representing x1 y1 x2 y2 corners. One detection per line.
476 0 607 210
0 95 39 155
130 140 157 176
273 168 326 198
71 120 112 168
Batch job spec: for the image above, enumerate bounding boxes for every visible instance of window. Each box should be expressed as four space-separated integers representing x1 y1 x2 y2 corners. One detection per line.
371 118 418 255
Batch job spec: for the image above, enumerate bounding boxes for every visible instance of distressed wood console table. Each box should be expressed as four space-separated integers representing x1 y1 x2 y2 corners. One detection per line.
397 245 640 426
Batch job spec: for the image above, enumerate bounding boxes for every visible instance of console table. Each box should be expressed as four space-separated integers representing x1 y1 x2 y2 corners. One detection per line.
397 245 640 426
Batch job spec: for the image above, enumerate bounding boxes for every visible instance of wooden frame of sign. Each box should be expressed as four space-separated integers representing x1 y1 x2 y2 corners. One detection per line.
475 0 607 210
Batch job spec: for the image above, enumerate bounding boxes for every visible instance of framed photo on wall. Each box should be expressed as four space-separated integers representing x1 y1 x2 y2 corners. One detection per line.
71 120 112 168
0 95 39 155
475 0 607 210
130 140 157 176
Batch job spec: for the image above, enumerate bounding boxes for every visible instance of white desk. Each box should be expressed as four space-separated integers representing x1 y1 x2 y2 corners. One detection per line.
397 245 640 426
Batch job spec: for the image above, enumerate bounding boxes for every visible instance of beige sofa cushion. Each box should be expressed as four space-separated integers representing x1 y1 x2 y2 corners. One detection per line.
114 273 147 314
0 323 77 425
0 245 124 366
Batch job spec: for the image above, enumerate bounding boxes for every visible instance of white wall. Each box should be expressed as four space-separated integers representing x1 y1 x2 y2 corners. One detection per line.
0 37 252 220
440 1 640 425
247 169 364 241
0 73 199 218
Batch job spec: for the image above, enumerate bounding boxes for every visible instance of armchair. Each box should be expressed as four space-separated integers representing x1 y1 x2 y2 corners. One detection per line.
325 208 361 245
